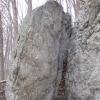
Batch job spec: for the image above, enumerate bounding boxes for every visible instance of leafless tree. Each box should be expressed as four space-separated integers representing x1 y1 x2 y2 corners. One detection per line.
0 12 4 80
11 0 18 36
0 0 13 79
57 0 80 18
25 0 32 16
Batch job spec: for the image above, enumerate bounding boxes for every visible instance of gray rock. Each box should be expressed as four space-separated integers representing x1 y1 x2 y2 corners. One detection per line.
66 0 100 100
6 1 72 100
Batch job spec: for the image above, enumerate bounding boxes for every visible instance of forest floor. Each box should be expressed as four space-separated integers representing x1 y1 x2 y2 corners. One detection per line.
0 80 6 100
54 59 67 100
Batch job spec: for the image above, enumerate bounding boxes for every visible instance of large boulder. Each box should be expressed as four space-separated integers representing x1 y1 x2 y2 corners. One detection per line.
66 0 100 100
7 1 72 100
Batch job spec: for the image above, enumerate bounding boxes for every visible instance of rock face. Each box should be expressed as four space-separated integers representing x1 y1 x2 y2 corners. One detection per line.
66 0 100 100
7 1 72 100
7 0 100 100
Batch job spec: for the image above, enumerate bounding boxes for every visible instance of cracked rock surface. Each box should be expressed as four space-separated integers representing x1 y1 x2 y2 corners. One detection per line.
66 0 100 100
6 1 72 100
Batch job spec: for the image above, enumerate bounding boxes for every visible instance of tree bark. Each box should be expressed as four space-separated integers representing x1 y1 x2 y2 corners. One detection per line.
11 0 18 36
0 12 5 80
25 0 32 16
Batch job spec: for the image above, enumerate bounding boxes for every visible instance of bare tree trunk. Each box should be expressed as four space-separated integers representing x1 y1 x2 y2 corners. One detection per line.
25 0 32 16
11 0 18 36
3 0 13 79
0 12 5 80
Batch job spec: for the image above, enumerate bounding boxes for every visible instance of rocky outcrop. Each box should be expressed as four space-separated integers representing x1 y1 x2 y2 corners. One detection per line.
7 0 100 100
7 1 72 100
66 0 100 100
